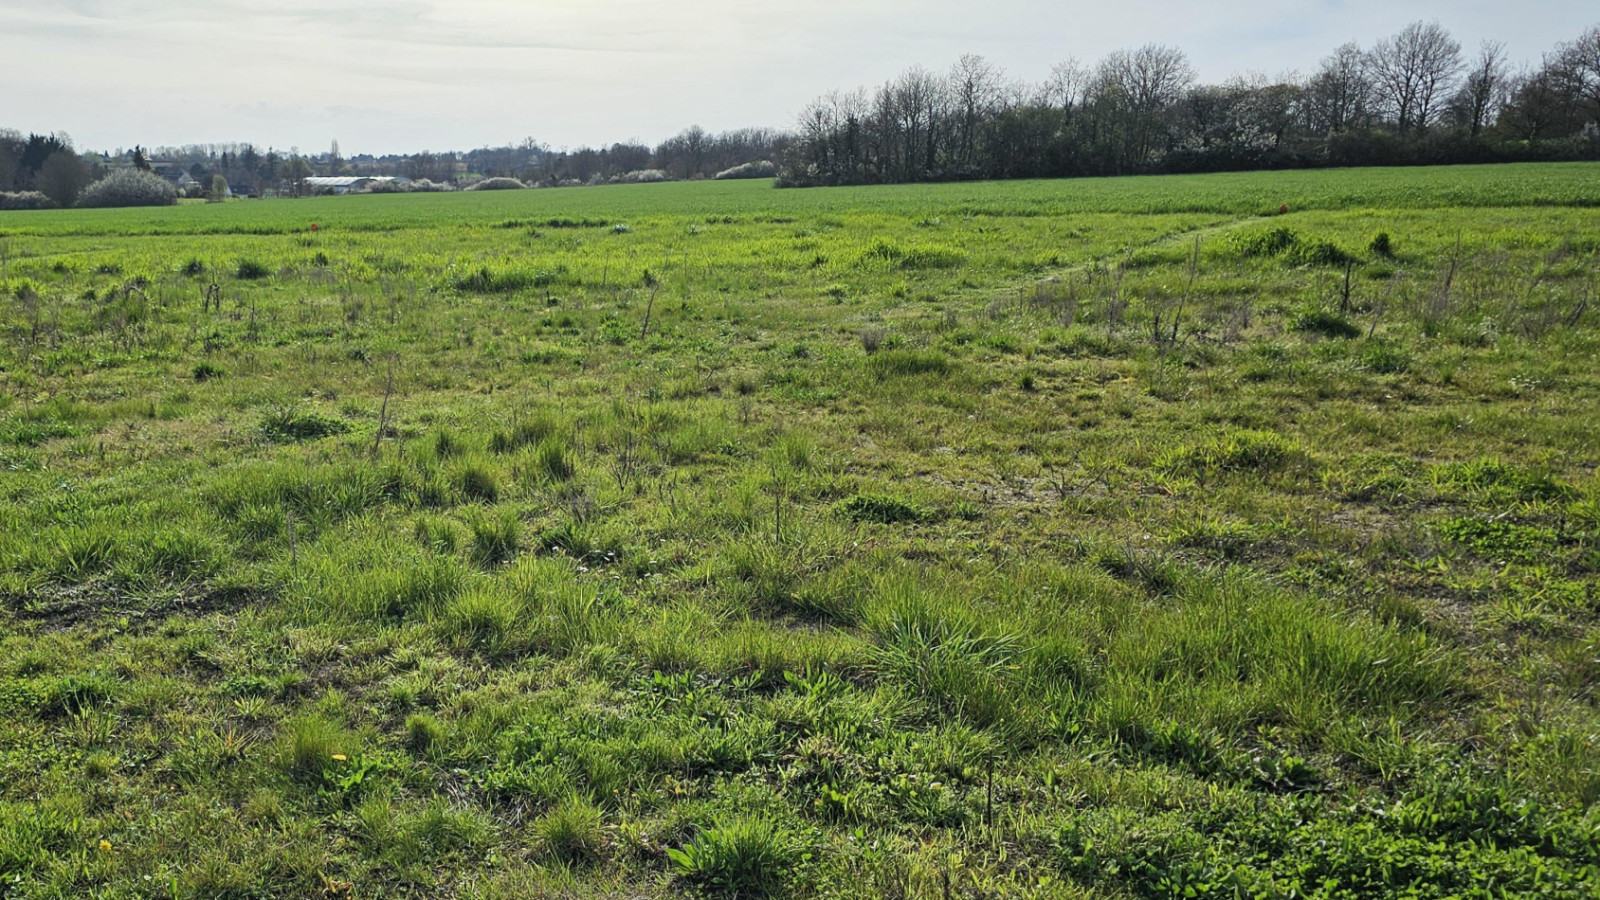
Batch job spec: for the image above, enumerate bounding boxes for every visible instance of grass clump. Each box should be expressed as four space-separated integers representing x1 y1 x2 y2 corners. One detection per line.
836 493 924 525
405 714 445 754
1369 230 1396 257
1285 238 1355 267
283 716 348 782
466 509 520 566
1358 338 1412 373
860 238 966 270
533 438 576 481
1160 430 1302 476
1290 308 1362 339
1228 226 1353 266
668 819 798 897
533 797 606 864
441 588 521 653
867 349 951 377
456 462 500 503
1227 226 1299 258
259 406 350 443
235 259 271 280
488 415 559 454
452 265 535 294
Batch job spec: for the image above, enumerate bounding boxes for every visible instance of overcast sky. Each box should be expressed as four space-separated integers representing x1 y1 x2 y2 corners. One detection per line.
2 1 1594 156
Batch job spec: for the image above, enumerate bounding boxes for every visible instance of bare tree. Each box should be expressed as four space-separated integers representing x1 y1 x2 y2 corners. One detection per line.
1451 41 1510 136
1092 44 1195 169
1307 42 1371 132
1499 61 1585 141
1554 25 1600 122
948 54 1003 169
878 66 946 179
1367 21 1462 133
1043 59 1091 114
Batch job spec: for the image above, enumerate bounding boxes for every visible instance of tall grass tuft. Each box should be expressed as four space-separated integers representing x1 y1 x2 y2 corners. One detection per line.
467 510 521 566
534 438 576 481
456 462 500 503
668 818 798 896
283 716 347 781
533 797 606 863
867 349 951 377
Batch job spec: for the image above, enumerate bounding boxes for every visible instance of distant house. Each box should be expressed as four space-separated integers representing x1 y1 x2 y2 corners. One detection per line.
176 173 198 189
301 175 414 195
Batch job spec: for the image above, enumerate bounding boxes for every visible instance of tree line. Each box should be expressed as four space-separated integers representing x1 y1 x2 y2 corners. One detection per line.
1 126 790 204
782 21 1600 186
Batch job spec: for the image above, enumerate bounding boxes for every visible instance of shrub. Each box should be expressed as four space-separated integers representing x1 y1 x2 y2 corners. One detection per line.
616 169 670 184
860 328 887 353
76 170 178 208
466 177 527 191
0 191 59 211
714 160 777 180
668 819 798 896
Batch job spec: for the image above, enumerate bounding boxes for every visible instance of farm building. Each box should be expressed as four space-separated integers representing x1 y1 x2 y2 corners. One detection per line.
301 175 413 194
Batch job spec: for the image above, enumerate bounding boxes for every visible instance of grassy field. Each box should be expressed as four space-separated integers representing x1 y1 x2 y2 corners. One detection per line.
1 162 1598 899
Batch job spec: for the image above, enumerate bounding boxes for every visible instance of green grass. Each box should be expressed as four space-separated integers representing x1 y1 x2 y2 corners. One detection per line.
0 162 1598 898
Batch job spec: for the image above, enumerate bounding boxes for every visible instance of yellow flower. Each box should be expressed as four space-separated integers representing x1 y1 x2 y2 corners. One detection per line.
331 754 348 762
98 840 112 852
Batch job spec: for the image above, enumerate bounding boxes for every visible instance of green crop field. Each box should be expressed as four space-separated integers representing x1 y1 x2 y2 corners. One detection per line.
1 163 1598 899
